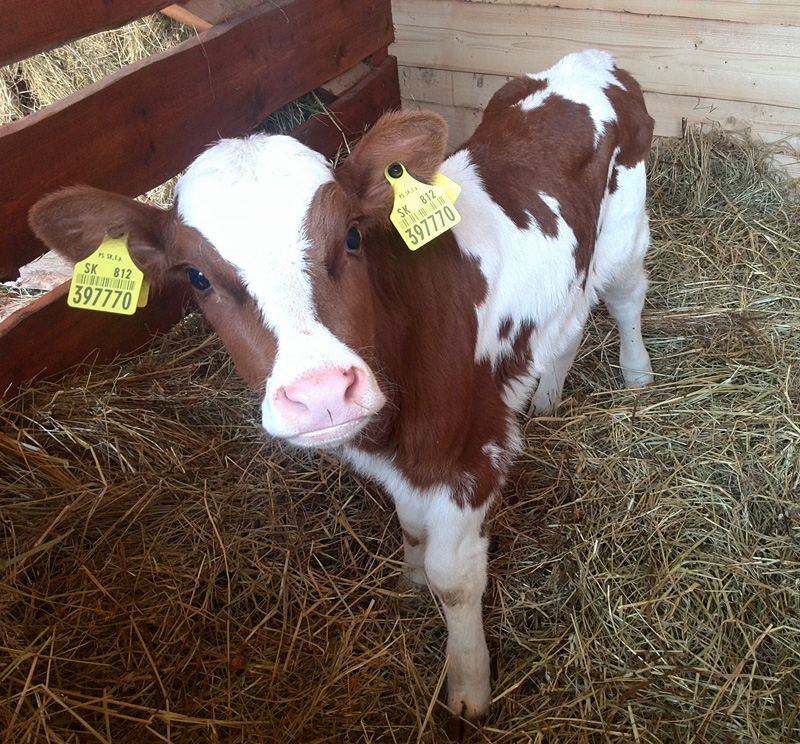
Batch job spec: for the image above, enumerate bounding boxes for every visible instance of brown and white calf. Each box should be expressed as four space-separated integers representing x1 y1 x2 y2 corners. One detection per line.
30 50 654 730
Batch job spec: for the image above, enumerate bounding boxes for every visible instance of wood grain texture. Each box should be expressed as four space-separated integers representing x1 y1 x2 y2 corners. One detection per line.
294 57 400 155
392 0 800 111
0 282 192 400
0 0 393 280
0 0 176 67
177 0 268 25
0 57 401 400
160 5 214 31
460 0 800 28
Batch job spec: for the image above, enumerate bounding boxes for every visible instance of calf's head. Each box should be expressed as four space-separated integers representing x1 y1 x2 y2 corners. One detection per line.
28 111 448 449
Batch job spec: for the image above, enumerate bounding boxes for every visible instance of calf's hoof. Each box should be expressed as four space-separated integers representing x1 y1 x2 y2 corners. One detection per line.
445 690 488 741
624 370 654 388
446 707 486 741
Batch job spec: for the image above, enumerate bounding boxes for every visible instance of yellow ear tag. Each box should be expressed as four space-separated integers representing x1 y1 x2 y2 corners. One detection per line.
67 234 149 315
385 163 461 251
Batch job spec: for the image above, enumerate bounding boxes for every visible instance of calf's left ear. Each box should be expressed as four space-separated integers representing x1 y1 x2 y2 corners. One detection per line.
336 110 449 220
29 186 176 286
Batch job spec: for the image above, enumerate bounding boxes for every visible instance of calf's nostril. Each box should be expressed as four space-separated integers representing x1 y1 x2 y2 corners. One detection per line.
276 385 310 412
342 366 362 402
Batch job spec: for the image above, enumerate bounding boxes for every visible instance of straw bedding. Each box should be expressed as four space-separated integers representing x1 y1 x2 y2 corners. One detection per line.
2 125 798 743
2 22 799 738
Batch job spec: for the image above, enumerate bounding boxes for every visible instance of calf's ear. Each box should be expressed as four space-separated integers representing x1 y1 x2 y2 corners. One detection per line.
29 186 176 285
336 110 449 221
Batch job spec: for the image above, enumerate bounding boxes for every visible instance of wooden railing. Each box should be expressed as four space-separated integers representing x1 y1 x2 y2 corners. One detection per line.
0 0 399 398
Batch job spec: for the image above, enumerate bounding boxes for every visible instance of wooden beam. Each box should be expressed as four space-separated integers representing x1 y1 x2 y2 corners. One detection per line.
160 5 214 31
296 56 399 155
0 282 192 400
173 0 267 25
459 0 800 28
0 0 176 67
0 56 401 400
0 0 394 280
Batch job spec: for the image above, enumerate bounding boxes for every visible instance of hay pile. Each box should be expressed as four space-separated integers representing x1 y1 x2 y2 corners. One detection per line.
1 15 192 125
2 127 799 743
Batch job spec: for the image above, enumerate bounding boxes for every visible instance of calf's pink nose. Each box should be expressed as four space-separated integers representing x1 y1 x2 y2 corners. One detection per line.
274 366 369 433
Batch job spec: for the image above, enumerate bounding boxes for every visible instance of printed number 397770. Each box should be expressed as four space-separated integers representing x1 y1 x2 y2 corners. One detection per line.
72 284 133 311
403 206 457 246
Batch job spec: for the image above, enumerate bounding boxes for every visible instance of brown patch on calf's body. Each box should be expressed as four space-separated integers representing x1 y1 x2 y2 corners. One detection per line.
481 75 547 118
464 91 605 278
310 212 510 509
301 126 516 509
305 182 379 358
461 66 653 281
353 229 500 507
493 319 535 392
607 69 654 168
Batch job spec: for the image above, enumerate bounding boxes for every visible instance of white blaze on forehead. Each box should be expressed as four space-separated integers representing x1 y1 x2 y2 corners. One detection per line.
175 134 333 332
520 49 621 143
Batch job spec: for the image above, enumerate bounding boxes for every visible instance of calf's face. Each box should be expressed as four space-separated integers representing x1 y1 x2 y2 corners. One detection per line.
28 111 448 449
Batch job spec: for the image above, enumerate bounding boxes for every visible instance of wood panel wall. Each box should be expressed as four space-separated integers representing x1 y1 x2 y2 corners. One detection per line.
391 0 800 168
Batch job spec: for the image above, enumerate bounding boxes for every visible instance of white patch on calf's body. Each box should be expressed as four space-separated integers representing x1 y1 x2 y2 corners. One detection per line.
439 153 591 412
522 50 620 144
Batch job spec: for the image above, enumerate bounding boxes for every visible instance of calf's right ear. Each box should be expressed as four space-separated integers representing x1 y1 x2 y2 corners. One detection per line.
29 186 175 285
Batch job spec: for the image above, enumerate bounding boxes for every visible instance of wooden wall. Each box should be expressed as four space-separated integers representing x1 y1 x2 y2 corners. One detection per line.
391 0 800 167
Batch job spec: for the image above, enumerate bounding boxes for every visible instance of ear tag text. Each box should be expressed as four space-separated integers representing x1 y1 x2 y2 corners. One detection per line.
385 163 461 251
68 234 150 315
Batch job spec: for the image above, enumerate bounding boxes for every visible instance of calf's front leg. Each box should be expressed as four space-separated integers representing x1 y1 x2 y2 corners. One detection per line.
392 479 493 736
423 497 492 732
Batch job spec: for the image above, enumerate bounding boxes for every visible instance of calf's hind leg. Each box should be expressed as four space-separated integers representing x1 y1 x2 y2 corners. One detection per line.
600 258 653 388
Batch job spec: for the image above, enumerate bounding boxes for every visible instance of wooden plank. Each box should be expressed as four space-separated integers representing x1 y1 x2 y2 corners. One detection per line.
391 0 800 111
0 0 176 68
319 63 372 99
460 0 800 28
0 282 191 400
295 57 400 154
0 56 401 400
176 0 267 25
0 0 394 280
160 5 214 31
399 65 800 152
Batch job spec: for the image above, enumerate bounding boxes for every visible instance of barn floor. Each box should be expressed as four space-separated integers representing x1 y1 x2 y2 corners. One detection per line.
1 128 799 743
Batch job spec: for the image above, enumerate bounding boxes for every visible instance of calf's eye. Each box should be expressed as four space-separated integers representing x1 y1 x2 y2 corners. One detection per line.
345 226 362 254
187 268 211 291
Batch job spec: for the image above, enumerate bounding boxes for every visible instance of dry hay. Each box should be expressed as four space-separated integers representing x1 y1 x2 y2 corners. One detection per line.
1 127 799 743
1 15 193 125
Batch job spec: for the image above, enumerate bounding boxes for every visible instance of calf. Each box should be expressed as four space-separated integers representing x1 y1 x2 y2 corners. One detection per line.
30 49 654 732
